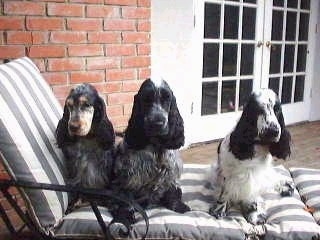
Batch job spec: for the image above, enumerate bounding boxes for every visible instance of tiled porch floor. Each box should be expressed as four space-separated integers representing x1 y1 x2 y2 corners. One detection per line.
181 120 320 169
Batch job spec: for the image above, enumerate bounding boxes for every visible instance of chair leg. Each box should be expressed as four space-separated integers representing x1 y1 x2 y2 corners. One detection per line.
90 201 114 240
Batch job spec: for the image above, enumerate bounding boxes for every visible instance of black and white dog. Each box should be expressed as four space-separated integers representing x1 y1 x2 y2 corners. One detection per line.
113 78 190 222
209 88 293 224
56 84 115 203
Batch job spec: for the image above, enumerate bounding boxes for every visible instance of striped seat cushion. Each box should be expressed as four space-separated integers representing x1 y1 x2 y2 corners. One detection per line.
263 165 320 240
0 57 68 233
290 167 320 223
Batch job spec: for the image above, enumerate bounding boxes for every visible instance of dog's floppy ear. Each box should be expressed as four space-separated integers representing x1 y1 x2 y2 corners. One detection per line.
92 96 115 150
229 95 258 160
160 95 185 149
56 104 71 148
125 94 148 149
270 103 291 159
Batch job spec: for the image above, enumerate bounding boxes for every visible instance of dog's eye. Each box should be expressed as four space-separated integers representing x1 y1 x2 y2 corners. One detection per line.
160 90 171 101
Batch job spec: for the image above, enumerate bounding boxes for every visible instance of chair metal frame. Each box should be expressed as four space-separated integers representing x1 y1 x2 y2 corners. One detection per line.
0 179 149 240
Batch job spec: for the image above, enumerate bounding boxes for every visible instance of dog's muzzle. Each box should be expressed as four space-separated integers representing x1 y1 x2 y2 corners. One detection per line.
259 123 281 143
145 114 169 136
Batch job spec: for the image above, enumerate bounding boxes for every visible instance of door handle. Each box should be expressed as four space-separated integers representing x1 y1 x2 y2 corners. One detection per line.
257 41 264 47
266 41 272 48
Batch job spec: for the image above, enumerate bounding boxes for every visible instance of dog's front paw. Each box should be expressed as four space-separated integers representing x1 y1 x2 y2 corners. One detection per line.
170 200 191 213
209 201 228 218
280 181 294 197
245 211 267 225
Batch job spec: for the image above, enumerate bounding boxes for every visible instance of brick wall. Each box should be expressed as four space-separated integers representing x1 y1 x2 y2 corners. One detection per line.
0 0 151 235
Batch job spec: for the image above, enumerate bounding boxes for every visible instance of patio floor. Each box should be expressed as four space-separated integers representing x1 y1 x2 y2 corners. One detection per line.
1 121 320 238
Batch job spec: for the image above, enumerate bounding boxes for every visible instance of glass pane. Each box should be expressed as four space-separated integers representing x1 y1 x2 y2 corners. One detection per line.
294 75 305 102
221 81 236 113
297 45 307 72
243 0 256 3
282 76 293 104
239 79 253 110
286 11 297 41
242 7 256 40
271 10 283 41
204 3 221 39
241 44 254 75
284 45 295 73
224 5 239 39
287 0 298 8
203 43 219 77
269 44 282 74
299 13 309 41
301 0 310 10
223 44 237 76
273 0 284 7
201 82 218 115
269 77 280 96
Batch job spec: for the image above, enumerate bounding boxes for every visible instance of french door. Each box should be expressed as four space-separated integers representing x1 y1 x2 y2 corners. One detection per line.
191 0 313 143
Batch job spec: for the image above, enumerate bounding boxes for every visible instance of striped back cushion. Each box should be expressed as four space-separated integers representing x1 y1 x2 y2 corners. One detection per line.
290 167 320 223
0 57 68 232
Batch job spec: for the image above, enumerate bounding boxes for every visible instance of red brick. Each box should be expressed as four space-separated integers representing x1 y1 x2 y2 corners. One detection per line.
7 31 32 44
4 1 45 15
27 17 64 30
122 32 150 43
48 58 85 71
123 103 133 115
0 171 10 180
138 0 151 7
0 46 25 59
104 19 135 31
106 44 135 56
138 67 150 79
88 32 120 44
104 0 136 6
86 5 119 18
106 105 123 116
50 32 87 44
28 45 66 58
110 115 130 128
87 57 120 70
106 69 136 81
70 71 105 83
122 7 150 19
48 3 84 17
43 72 68 85
32 59 46 72
31 32 49 44
67 19 102 31
108 92 135 105
70 0 104 3
52 85 73 100
138 20 151 32
122 56 150 68
95 82 122 93
68 44 103 57
137 44 150 55
0 16 24 30
122 80 143 92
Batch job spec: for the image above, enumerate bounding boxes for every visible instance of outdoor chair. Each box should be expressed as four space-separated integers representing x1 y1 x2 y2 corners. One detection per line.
0 57 320 240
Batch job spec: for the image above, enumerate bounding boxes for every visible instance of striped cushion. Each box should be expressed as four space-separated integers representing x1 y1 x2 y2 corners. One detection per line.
53 164 320 239
263 166 320 240
290 167 320 223
0 57 68 233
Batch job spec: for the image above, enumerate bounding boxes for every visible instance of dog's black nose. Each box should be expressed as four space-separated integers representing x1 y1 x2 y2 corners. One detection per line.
265 126 280 139
69 122 80 132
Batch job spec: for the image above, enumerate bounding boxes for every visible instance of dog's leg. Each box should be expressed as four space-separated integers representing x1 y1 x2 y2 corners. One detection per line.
241 197 266 225
161 185 191 213
209 199 229 218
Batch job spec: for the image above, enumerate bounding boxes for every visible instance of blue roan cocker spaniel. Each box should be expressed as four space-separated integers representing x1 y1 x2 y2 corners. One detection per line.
113 78 190 222
209 89 293 225
56 84 115 204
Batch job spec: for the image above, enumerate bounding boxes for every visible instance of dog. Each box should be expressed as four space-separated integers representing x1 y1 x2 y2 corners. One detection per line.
209 88 293 224
113 78 190 221
56 83 115 206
